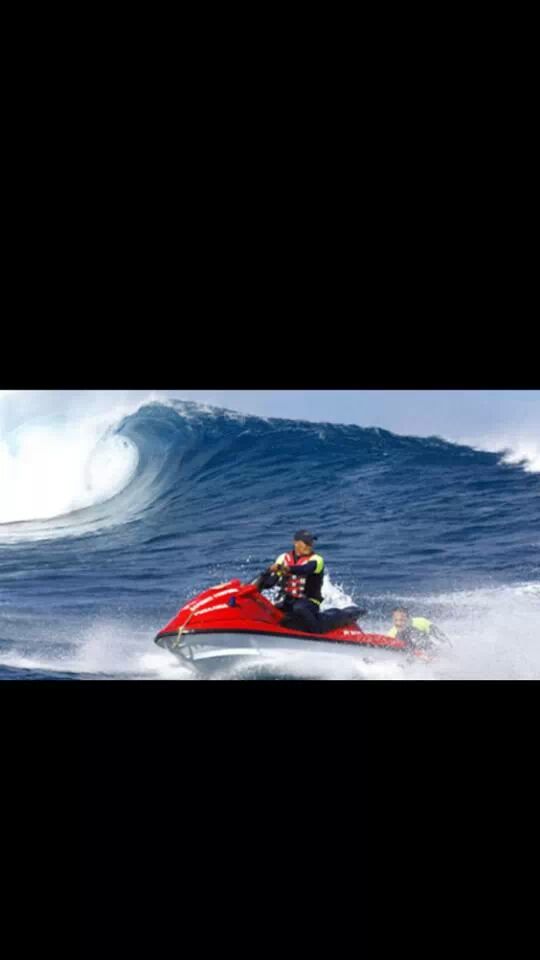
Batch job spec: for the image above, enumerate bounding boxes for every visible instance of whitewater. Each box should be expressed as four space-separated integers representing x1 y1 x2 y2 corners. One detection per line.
1 394 539 680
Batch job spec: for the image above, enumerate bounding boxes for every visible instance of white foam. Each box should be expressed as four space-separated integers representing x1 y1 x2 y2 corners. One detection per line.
452 430 540 474
320 573 356 610
0 419 139 523
498 440 540 474
0 619 196 680
0 392 176 539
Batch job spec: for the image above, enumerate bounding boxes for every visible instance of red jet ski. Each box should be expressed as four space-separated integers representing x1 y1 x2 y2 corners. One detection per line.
154 579 424 677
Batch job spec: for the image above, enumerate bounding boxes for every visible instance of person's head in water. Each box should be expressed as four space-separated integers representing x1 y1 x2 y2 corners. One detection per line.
293 529 318 557
392 607 410 631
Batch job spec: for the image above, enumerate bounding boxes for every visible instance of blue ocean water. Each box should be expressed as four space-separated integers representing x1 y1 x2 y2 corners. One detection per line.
1 399 539 679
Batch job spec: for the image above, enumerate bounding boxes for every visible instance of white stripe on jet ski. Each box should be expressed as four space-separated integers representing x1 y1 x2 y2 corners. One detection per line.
191 649 260 660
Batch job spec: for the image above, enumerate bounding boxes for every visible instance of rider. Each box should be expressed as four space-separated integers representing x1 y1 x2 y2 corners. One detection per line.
387 607 450 649
255 530 364 634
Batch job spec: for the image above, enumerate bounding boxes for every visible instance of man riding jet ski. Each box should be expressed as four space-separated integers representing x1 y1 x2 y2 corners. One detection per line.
253 529 366 633
153 529 419 675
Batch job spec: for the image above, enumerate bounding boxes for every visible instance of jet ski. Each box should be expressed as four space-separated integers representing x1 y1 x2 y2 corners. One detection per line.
154 579 430 677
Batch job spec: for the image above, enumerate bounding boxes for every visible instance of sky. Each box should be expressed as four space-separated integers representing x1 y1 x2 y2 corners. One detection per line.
1 389 539 467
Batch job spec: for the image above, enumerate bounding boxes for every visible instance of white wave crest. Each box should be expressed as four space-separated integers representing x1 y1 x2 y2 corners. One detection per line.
497 439 540 474
0 414 139 524
454 430 540 474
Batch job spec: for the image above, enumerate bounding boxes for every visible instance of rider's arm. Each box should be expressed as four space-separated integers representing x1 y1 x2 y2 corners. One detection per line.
254 569 280 591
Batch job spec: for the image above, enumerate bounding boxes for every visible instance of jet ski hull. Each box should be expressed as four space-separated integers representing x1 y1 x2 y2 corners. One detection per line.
155 627 411 678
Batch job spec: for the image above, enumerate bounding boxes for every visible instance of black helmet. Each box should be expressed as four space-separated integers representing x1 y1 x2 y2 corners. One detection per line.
294 529 318 545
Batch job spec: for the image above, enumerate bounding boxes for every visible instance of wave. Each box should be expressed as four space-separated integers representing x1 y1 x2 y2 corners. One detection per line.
1 398 538 552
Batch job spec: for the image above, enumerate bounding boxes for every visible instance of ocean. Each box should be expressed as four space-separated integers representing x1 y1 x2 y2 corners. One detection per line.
1 397 539 679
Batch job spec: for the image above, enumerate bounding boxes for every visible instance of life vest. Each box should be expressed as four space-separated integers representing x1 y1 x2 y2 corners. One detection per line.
276 551 324 602
388 617 432 640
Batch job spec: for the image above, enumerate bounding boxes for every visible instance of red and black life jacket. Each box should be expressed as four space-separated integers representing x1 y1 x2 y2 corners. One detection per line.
276 551 324 604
